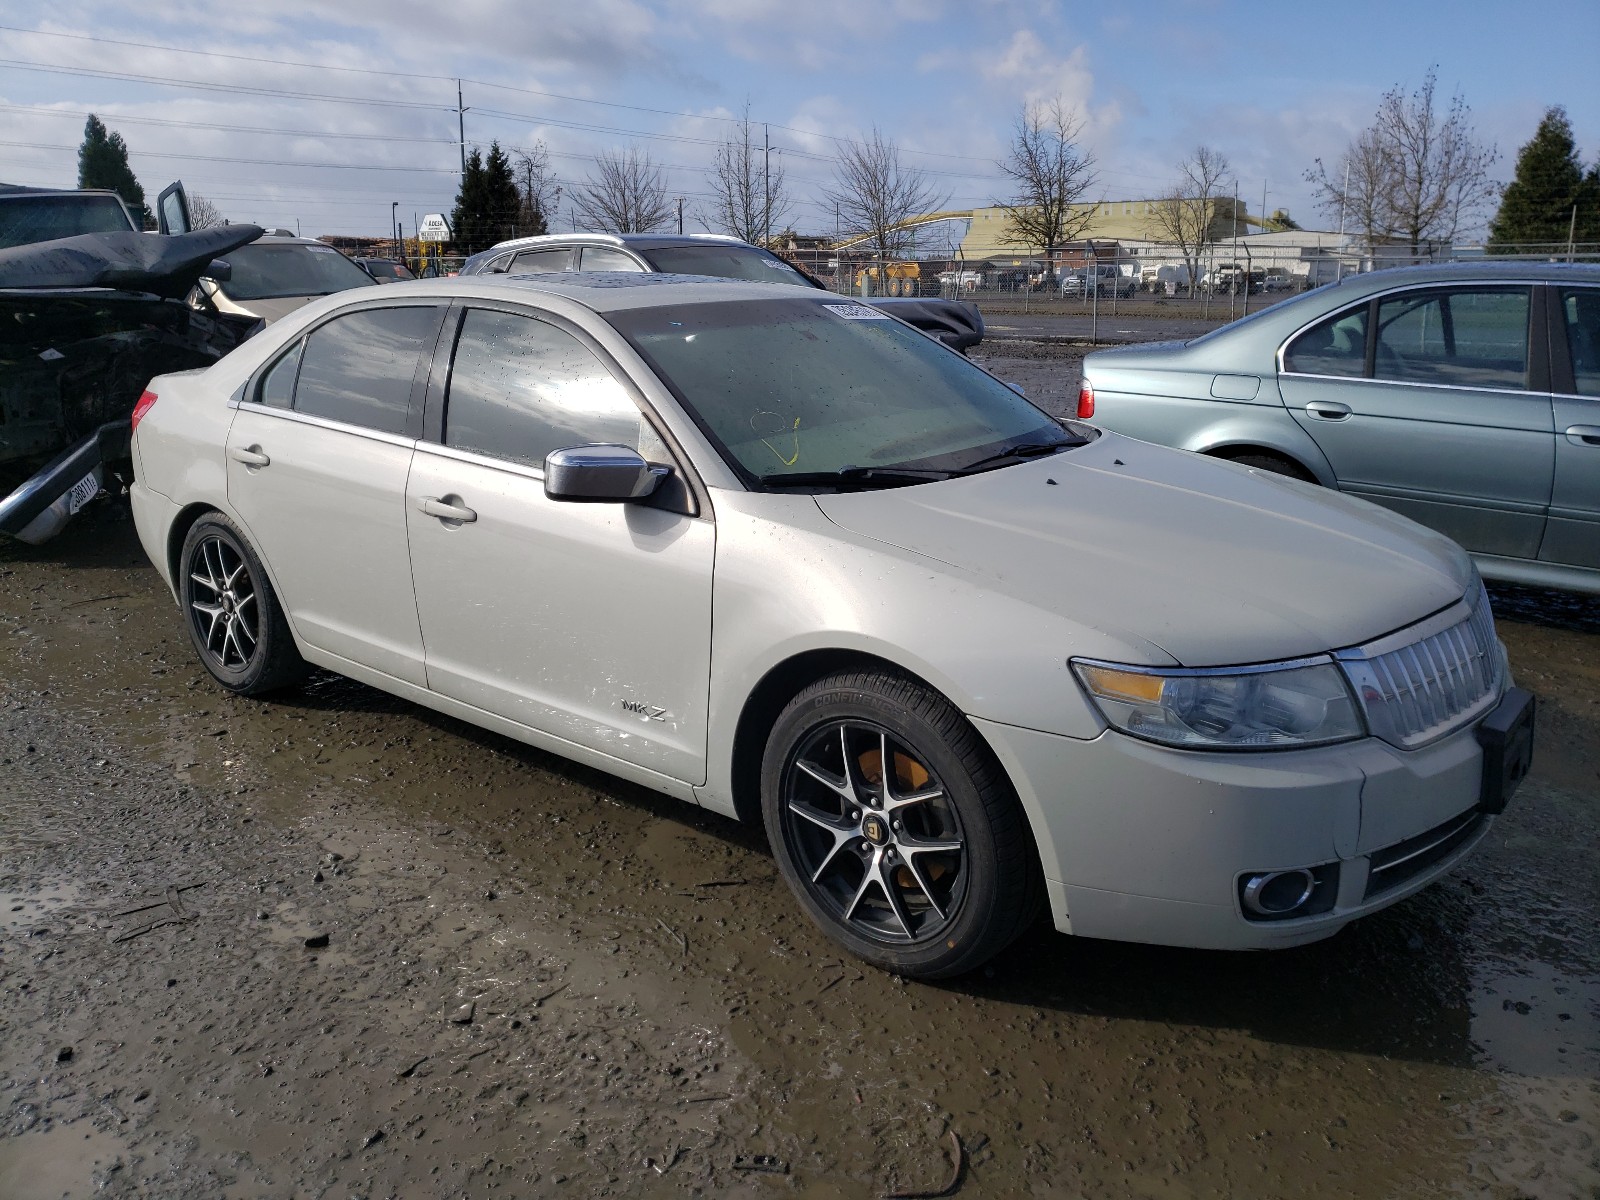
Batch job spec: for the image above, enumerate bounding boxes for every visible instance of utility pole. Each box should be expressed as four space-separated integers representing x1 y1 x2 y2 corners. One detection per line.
676 197 684 235
457 80 467 180
763 124 771 249
1336 160 1350 280
391 201 398 251
1568 203 1578 263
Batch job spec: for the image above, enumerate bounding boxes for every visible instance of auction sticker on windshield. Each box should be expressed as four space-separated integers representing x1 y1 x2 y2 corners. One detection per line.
823 303 889 320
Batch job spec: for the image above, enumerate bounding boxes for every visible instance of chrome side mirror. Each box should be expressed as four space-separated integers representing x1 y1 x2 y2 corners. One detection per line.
543 444 669 503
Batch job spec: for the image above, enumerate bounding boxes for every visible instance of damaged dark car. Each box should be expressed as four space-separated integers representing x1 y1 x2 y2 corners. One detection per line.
0 180 264 543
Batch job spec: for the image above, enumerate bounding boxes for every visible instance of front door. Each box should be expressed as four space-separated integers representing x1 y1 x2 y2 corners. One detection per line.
406 305 714 783
1546 285 1600 569
1279 286 1554 558
226 303 442 685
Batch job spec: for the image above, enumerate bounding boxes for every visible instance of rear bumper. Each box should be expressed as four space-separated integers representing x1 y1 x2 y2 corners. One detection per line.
0 420 129 543
973 716 1497 950
129 479 181 597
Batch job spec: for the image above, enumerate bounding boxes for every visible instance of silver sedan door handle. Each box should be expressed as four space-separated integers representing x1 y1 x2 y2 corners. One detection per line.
1564 424 1600 446
228 445 270 467
418 496 477 523
1305 401 1352 420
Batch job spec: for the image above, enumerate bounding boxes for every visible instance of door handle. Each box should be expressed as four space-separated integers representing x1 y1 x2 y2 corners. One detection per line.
1305 401 1352 420
1565 424 1600 446
418 496 477 523
228 445 270 467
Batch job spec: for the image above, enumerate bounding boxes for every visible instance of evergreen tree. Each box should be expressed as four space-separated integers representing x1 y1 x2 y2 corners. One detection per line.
1488 107 1596 252
451 148 489 253
77 114 150 228
482 142 522 244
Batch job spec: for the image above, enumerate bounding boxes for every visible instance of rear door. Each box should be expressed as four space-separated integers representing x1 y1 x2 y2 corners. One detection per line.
1279 284 1553 557
405 302 714 782
227 302 445 684
1546 284 1600 569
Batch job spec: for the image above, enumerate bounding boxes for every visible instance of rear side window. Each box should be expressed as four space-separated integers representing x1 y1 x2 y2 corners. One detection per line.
293 306 439 435
444 309 652 468
510 248 571 273
1284 306 1368 377
1560 287 1600 397
1373 288 1530 390
257 339 302 409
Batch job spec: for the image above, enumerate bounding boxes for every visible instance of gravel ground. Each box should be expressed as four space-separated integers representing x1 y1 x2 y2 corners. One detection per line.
1 345 1597 1197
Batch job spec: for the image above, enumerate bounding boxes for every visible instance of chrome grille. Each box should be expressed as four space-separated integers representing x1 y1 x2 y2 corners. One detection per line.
1336 583 1503 749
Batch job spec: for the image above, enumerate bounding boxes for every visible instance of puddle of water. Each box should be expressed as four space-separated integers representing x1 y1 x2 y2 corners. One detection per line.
1 881 83 934
0 1121 127 1199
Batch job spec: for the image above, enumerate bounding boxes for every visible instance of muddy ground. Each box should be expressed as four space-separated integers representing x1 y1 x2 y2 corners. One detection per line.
2 343 1598 1199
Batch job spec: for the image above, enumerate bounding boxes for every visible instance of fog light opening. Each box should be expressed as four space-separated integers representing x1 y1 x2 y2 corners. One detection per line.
1242 869 1317 917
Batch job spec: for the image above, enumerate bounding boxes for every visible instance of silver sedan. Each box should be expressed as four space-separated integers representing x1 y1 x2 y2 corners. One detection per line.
129 274 1533 977
1079 262 1600 595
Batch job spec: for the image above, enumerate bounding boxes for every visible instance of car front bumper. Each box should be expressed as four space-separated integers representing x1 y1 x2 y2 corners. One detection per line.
973 712 1503 950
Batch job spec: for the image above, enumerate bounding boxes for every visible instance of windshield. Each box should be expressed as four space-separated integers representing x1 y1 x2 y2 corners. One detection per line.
613 298 1073 486
0 193 135 249
365 259 415 281
220 242 376 300
644 244 813 288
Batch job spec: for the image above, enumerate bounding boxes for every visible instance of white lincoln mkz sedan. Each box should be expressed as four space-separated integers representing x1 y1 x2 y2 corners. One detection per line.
129 273 1534 978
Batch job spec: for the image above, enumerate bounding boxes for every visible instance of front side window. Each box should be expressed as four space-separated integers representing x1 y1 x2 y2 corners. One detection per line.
1560 287 1600 397
613 299 1071 483
579 246 645 272
646 244 812 287
1283 306 1369 377
1374 288 1530 390
293 306 439 435
443 309 653 468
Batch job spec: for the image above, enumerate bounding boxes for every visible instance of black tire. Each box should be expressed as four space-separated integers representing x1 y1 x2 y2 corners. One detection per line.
178 513 307 696
1224 452 1318 484
760 670 1043 979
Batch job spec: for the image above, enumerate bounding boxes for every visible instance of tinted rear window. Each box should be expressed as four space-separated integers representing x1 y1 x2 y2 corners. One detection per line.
293 306 439 435
222 243 376 300
646 244 811 286
0 194 135 248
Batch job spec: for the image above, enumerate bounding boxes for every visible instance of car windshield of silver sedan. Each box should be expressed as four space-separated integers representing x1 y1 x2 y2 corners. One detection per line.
614 298 1085 488
221 243 378 300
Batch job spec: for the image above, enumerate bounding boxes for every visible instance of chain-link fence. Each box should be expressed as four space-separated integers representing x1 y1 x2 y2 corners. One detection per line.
775 238 1600 317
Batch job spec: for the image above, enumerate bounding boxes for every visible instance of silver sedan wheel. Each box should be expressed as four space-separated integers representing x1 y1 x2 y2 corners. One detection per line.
186 534 259 673
780 721 967 945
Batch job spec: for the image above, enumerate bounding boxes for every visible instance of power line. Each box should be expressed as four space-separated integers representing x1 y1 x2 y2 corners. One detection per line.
0 139 460 173
0 102 459 145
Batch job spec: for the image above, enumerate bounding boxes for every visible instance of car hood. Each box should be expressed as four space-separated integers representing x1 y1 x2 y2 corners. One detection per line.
812 433 1471 667
217 294 322 323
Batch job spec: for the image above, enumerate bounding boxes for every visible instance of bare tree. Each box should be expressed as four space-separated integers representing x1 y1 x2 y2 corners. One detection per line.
512 142 561 237
573 148 673 234
824 126 946 270
188 192 225 229
992 97 1097 279
705 103 790 245
1145 146 1232 296
1306 67 1499 258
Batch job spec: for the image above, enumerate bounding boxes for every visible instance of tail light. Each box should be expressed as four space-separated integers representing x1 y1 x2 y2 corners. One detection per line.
1076 379 1095 419
130 389 158 434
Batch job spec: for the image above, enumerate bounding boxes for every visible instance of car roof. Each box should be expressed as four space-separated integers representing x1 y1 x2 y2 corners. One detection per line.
347 272 827 314
480 231 751 257
0 184 126 200
1324 259 1600 291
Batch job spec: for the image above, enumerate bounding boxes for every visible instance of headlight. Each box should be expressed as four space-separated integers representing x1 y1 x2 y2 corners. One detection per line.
1072 657 1364 750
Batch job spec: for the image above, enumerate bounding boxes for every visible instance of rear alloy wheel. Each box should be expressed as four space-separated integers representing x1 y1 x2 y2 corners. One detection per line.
179 514 306 695
762 671 1042 979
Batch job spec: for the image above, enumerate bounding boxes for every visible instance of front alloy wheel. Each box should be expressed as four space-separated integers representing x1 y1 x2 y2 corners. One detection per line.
178 514 306 695
762 670 1042 979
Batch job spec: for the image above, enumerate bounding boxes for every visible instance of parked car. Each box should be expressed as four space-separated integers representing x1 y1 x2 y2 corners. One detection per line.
191 234 377 323
460 232 984 353
1207 264 1266 295
355 256 417 284
1060 264 1136 299
0 179 266 544
1078 262 1600 595
130 273 1532 978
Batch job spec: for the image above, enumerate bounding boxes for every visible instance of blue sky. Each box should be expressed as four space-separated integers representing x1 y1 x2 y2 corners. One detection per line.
2 0 1596 239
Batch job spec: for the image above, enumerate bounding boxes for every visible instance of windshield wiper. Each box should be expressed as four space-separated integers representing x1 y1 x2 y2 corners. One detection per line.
955 437 1084 475
759 465 954 490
